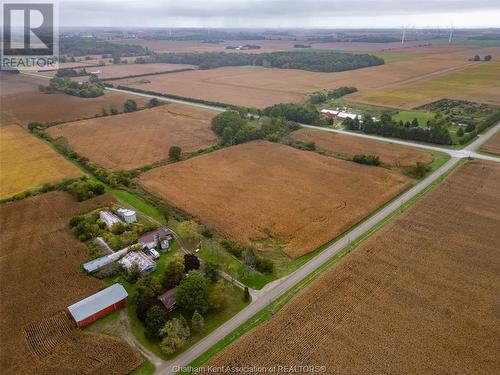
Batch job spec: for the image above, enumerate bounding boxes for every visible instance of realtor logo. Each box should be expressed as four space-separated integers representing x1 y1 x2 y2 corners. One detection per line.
1 1 58 70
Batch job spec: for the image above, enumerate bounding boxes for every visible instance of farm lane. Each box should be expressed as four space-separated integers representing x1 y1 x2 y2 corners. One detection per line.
156 122 500 375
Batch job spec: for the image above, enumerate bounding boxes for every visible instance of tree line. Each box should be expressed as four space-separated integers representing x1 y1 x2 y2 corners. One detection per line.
343 113 453 145
154 50 384 72
40 77 104 98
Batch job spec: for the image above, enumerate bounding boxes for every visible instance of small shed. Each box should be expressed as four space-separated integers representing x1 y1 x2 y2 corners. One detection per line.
158 288 177 311
67 283 128 327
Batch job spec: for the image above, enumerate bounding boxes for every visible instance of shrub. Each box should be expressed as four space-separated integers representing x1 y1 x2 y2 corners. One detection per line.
136 297 162 323
160 316 190 354
124 99 138 112
169 145 182 161
405 162 431 179
191 310 205 333
352 154 381 166
184 253 201 273
256 257 275 274
208 279 231 311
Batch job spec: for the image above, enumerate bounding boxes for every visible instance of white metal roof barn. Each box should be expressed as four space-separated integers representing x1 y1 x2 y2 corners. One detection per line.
67 283 128 327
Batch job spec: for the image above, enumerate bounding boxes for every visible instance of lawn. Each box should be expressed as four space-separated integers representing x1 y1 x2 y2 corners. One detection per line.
392 110 435 126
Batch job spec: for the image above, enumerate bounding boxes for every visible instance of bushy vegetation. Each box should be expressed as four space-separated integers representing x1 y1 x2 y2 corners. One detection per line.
220 239 274 275
309 86 358 104
263 103 320 125
69 208 157 247
40 77 104 98
154 50 384 72
55 68 89 77
60 36 148 57
405 162 432 179
343 112 453 145
65 179 106 201
352 154 381 166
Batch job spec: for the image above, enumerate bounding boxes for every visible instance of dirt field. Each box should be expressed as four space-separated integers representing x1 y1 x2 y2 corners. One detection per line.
0 191 143 374
47 104 218 170
139 141 411 258
111 46 495 108
36 63 196 80
0 72 148 126
351 60 500 108
292 128 434 167
0 125 82 199
207 160 500 374
481 130 500 155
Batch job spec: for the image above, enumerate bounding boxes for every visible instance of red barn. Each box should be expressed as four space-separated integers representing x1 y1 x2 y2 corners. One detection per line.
67 283 128 327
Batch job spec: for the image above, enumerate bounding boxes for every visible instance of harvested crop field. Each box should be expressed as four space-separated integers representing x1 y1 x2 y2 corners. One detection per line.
481 130 500 155
292 128 434 166
0 72 148 126
139 141 411 258
112 47 490 108
47 104 218 170
0 191 143 374
207 160 500 374
0 125 82 199
350 60 500 108
37 63 196 80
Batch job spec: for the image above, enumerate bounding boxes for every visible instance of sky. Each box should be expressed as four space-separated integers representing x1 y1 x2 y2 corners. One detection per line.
58 0 500 28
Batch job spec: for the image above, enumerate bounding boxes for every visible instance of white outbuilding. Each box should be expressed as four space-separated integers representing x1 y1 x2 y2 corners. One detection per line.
116 208 137 223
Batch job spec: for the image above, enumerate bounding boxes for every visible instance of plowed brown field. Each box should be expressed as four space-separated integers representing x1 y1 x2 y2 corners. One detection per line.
139 141 411 257
47 104 218 170
292 128 434 166
207 161 500 374
0 72 148 126
111 45 498 108
481 130 500 156
0 192 143 375
36 63 196 80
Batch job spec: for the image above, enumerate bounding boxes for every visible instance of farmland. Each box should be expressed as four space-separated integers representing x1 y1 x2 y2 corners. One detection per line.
111 45 495 108
207 160 500 374
47 104 218 170
0 191 143 375
138 141 411 258
37 63 196 80
0 72 148 126
0 125 82 199
481 130 500 155
291 128 434 166
351 60 500 108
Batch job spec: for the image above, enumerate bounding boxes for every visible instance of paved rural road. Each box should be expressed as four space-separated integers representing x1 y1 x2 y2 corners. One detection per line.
22 73 499 372
154 124 499 374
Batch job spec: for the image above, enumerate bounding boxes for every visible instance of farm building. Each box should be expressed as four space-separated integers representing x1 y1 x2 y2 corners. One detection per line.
320 109 358 121
139 226 173 251
83 247 129 273
99 210 121 229
67 283 128 327
158 288 177 311
119 251 157 273
116 208 137 223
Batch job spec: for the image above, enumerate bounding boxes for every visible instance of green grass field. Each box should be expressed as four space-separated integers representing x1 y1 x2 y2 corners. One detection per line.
392 110 435 126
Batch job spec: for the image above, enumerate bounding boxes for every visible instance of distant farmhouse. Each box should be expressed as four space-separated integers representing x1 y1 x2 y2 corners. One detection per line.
139 227 173 251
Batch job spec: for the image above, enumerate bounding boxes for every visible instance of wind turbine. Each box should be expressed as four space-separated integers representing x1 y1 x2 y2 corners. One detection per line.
401 27 406 45
448 24 454 44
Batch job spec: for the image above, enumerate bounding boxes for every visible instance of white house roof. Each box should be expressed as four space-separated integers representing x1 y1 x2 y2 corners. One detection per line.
337 112 358 120
67 283 128 322
119 251 157 273
117 208 136 217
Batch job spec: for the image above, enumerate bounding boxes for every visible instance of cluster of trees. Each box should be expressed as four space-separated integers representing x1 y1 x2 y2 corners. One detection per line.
211 111 301 146
154 50 384 72
470 55 493 61
263 103 320 124
221 240 274 275
131 251 245 354
40 77 104 98
309 86 358 104
60 36 148 57
293 44 311 48
457 109 500 145
65 179 105 201
69 209 157 245
405 162 431 179
343 113 453 145
55 68 89 77
352 154 381 166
